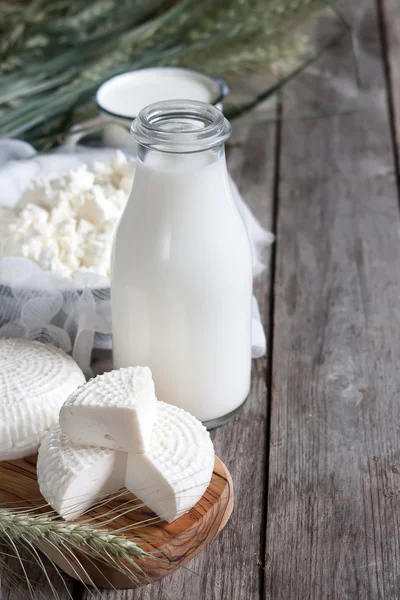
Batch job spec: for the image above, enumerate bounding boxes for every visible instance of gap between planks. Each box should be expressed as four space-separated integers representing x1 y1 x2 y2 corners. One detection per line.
259 97 282 600
377 0 400 203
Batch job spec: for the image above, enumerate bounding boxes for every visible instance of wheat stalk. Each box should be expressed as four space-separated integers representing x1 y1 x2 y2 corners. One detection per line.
0 469 222 592
0 505 154 594
0 0 333 143
0 509 145 559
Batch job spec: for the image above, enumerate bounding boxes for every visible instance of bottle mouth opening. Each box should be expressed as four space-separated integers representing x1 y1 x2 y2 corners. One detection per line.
131 100 231 153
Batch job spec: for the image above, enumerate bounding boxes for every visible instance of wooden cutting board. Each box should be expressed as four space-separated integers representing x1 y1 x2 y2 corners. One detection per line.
0 455 233 589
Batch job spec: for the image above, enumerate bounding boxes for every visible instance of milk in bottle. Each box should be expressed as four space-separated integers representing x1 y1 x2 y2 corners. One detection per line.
111 100 253 427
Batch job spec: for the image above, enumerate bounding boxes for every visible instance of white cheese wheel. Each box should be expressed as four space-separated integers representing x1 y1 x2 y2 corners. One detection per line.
124 401 215 523
0 338 85 460
59 366 157 452
37 426 127 521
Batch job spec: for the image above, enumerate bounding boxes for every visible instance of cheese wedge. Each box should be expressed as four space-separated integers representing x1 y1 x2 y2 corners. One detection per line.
37 426 126 521
59 366 156 452
124 401 215 523
0 338 85 460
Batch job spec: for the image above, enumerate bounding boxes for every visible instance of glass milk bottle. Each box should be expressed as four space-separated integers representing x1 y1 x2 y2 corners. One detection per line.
111 100 253 428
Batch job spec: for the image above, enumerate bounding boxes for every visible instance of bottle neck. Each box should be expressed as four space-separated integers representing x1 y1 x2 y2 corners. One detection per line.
131 100 231 155
136 143 225 171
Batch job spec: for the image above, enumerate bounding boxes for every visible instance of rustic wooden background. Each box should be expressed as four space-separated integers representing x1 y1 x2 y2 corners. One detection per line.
1 0 400 598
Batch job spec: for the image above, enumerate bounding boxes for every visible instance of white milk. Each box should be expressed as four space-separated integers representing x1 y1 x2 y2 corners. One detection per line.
111 151 253 424
91 69 227 149
96 68 225 119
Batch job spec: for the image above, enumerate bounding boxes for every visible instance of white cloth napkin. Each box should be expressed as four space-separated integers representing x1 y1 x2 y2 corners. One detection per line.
0 140 273 363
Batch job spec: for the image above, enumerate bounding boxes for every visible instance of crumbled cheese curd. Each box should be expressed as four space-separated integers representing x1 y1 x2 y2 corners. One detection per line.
0 152 135 279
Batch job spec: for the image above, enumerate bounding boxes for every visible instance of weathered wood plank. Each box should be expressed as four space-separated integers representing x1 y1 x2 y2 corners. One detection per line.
265 1 400 599
0 550 76 600
79 118 277 599
381 0 400 158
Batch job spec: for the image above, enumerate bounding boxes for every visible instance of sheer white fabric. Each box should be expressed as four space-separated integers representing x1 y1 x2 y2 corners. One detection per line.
0 145 274 374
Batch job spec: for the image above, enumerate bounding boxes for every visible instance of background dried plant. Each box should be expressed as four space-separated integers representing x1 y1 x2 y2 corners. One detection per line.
0 0 339 148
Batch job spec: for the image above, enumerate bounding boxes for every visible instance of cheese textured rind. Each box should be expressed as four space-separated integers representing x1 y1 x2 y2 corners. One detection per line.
37 426 126 521
59 366 157 452
0 338 85 460
124 401 215 523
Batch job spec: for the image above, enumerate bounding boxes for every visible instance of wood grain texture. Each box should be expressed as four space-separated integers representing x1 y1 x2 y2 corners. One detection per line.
81 110 277 599
265 1 400 599
0 551 76 600
0 455 232 589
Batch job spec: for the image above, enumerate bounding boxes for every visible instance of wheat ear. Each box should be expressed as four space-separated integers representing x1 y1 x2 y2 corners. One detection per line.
0 509 145 560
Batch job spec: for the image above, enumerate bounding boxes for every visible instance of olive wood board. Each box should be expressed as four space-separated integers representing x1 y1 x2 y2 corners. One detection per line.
0 455 233 589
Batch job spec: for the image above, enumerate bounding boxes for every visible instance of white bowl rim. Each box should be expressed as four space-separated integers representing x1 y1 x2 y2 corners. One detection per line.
95 66 229 120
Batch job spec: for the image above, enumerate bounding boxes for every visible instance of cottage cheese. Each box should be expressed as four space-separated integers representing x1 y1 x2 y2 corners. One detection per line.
0 152 135 279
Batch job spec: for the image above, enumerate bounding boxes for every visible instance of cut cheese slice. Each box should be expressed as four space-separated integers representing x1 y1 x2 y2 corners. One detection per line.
59 366 156 452
37 426 126 521
0 338 85 461
124 401 215 523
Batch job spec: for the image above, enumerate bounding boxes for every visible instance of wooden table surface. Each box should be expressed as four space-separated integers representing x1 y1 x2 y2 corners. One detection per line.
2 0 400 598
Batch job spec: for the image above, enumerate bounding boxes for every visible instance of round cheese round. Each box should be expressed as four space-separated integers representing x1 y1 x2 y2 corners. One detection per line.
124 401 215 522
0 338 85 460
37 426 126 521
